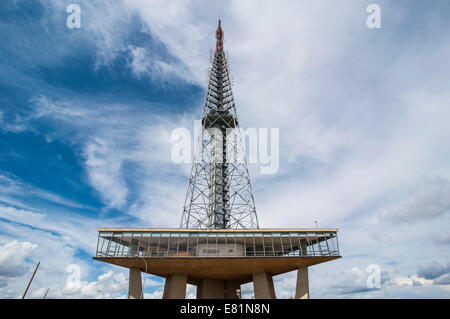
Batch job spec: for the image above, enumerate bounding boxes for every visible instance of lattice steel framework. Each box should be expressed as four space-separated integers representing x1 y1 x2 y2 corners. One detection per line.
180 20 259 229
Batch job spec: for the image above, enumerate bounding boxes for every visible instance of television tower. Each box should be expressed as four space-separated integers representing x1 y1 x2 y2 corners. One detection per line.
95 20 341 300
180 20 259 229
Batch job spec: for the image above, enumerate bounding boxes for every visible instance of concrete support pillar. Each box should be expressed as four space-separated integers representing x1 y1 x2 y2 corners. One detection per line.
196 280 203 299
197 278 225 299
163 274 187 299
128 267 143 299
252 272 276 299
196 279 240 299
295 266 309 299
225 280 241 299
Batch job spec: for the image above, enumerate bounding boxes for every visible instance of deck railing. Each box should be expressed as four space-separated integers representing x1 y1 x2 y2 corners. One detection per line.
96 230 340 258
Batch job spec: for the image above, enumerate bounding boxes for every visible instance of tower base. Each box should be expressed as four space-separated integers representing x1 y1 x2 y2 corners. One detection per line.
196 279 240 299
126 266 311 299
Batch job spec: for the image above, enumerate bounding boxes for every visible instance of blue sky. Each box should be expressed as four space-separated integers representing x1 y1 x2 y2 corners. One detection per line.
1 0 450 298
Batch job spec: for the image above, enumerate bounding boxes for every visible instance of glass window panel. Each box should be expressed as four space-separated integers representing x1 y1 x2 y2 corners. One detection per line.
100 232 113 238
114 233 124 257
217 236 226 245
187 235 198 257
168 235 179 256
197 235 208 256
97 237 107 255
298 233 307 237
272 233 281 236
107 240 117 256
129 233 141 256
176 236 188 256
329 236 337 254
158 236 169 257
253 236 264 256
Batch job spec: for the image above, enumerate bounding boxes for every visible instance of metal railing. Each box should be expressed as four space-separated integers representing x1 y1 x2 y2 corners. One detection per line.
96 230 340 259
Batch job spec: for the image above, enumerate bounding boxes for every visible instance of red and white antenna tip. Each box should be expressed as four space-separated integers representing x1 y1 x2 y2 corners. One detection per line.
216 19 224 51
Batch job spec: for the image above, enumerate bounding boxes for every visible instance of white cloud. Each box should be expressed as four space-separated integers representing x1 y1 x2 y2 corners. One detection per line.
64 271 128 299
417 261 450 281
28 94 194 218
122 0 211 84
0 240 37 278
394 275 433 287
84 138 129 209
126 45 188 80
144 289 163 299
326 266 391 295
128 46 151 77
141 279 193 299
432 231 450 246
380 176 450 225
26 270 130 299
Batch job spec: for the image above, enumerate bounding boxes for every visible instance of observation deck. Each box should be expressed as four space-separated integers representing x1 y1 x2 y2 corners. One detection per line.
94 228 340 297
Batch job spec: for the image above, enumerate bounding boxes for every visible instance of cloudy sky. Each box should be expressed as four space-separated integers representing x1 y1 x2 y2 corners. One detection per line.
1 0 450 298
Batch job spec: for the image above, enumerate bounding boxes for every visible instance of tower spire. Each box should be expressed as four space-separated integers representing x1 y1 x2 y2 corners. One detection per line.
180 21 259 230
216 19 224 52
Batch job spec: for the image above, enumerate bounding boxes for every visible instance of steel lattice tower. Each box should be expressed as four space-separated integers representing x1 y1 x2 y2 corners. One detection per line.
181 20 259 230
95 19 341 301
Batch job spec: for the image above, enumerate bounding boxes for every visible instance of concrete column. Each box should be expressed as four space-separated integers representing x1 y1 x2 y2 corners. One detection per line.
225 280 241 299
163 274 187 299
196 280 203 299
128 267 143 299
252 272 276 299
295 266 309 299
197 278 225 299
